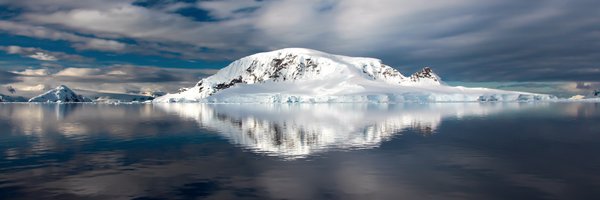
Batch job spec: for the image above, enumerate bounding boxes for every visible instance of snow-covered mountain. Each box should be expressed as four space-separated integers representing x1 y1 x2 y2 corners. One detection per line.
28 85 92 103
155 48 554 103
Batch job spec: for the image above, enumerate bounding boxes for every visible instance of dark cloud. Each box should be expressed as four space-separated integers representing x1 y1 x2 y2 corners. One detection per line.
0 70 18 84
0 0 598 81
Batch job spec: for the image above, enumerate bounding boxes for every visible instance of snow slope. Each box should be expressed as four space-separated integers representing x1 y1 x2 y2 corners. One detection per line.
154 48 555 103
28 85 92 103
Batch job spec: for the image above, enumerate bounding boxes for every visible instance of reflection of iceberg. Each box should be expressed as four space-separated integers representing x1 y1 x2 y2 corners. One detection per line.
157 103 526 158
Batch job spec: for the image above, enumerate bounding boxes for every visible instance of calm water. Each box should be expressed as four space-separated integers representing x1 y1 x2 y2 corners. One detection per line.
0 103 599 200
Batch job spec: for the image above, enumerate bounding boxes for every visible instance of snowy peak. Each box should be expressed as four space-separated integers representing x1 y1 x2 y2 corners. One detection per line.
28 85 92 103
204 48 408 84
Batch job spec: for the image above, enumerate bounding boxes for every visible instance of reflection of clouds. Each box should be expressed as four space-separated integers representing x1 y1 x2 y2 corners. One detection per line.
157 103 525 158
0 103 544 159
418 144 572 199
1 104 83 135
563 102 600 118
32 151 261 199
0 104 200 159
4 148 19 160
0 104 172 136
57 122 88 135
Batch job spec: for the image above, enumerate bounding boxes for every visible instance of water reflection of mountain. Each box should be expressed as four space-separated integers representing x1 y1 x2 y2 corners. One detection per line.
0 103 553 159
157 103 529 158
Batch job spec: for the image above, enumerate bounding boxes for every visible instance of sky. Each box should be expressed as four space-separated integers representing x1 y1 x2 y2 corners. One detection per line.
0 0 598 98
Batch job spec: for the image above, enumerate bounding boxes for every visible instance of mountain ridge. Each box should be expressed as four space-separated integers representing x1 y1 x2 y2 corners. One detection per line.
155 48 556 103
191 48 442 98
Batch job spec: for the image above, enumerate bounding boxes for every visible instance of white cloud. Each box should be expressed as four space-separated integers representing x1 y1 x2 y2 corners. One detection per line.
27 52 58 61
55 68 102 76
12 68 51 76
74 38 127 51
17 84 47 91
0 45 91 62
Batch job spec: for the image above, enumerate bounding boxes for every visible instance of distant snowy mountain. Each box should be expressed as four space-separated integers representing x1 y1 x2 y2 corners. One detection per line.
0 93 27 102
155 48 554 103
28 85 92 103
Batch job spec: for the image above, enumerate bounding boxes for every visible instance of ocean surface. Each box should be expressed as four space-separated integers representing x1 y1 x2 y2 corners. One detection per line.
0 103 599 199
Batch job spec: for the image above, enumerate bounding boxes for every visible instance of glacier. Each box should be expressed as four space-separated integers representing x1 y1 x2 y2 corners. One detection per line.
154 48 556 103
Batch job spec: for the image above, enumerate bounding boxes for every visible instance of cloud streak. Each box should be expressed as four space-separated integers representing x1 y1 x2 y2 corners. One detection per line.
0 45 91 62
0 20 128 52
